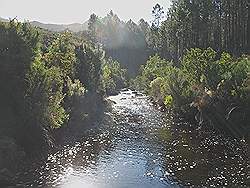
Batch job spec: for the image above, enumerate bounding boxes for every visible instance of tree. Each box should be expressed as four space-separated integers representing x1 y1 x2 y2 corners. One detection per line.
247 0 250 53
102 58 127 95
88 13 98 42
152 3 165 28
75 44 104 91
150 0 250 62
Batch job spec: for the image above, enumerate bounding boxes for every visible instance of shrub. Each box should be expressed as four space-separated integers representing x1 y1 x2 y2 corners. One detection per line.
102 58 127 95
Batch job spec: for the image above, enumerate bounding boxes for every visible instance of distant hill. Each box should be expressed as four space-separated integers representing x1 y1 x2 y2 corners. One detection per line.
0 17 9 22
30 21 88 32
0 17 88 32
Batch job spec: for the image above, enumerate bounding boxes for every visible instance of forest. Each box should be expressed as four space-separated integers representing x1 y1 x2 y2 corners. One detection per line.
0 0 249 187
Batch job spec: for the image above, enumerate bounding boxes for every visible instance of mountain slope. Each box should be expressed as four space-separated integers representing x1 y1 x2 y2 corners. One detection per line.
0 17 9 22
0 17 88 32
30 21 88 32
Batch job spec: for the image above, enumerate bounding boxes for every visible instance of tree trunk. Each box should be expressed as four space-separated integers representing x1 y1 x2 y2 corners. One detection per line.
247 0 250 53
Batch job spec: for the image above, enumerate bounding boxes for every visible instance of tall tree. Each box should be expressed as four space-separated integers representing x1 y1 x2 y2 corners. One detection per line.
150 0 250 62
247 0 250 53
88 13 98 42
152 3 165 28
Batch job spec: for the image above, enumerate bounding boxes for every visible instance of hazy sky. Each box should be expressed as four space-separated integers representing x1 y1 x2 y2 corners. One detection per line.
0 0 171 24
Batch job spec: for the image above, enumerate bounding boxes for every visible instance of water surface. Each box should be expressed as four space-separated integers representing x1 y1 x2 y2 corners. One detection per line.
15 90 249 187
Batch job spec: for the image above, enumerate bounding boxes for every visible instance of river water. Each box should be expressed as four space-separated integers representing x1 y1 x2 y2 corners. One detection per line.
15 90 249 187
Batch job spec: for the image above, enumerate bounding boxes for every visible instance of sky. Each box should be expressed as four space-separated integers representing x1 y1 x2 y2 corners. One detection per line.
0 0 171 24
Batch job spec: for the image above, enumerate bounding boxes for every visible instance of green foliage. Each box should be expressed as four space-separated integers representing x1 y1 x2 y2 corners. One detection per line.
164 67 194 107
134 48 249 111
164 95 173 106
0 20 39 94
0 20 121 152
133 54 193 107
182 48 217 88
0 20 71 151
24 32 80 130
26 60 68 129
43 32 76 78
133 55 172 92
221 56 250 100
75 44 104 91
149 77 164 101
102 58 127 95
67 78 85 97
182 48 250 100
0 20 40 127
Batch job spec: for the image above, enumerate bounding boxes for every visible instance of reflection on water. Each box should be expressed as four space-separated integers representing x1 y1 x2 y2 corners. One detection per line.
15 90 249 187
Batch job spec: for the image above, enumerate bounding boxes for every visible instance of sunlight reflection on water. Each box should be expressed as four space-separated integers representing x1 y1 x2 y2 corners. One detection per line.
15 89 249 188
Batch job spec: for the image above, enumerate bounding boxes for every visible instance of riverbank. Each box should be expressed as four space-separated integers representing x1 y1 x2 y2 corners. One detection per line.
131 50 250 140
148 92 250 140
9 90 249 187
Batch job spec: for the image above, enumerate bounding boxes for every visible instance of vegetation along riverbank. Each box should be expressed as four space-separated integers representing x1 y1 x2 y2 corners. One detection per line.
0 19 127 184
0 0 249 186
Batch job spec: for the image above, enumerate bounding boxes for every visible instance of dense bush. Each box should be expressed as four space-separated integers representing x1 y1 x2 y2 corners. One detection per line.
0 20 127 153
133 48 250 132
0 21 40 139
102 58 127 95
75 44 104 92
132 54 194 108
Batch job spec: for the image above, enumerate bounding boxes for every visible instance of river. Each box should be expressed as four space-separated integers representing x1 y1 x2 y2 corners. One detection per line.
14 90 249 187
